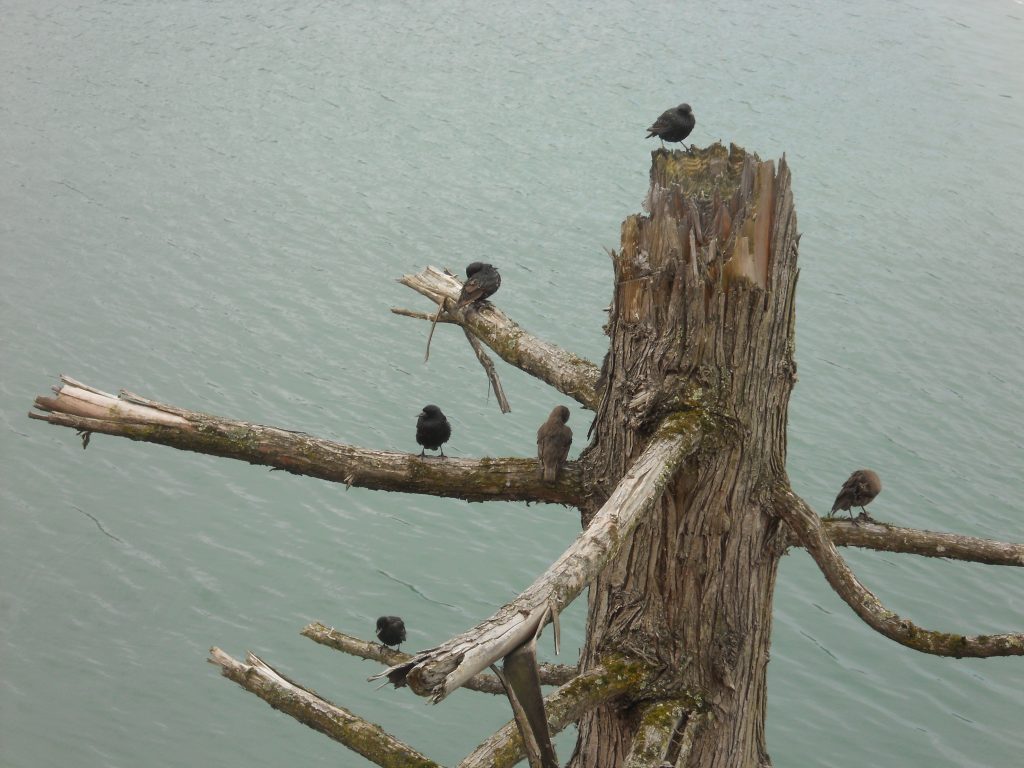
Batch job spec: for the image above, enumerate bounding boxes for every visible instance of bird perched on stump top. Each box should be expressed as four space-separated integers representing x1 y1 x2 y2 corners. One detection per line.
455 262 501 309
646 103 696 148
537 405 572 482
375 616 406 650
829 469 882 521
415 404 451 457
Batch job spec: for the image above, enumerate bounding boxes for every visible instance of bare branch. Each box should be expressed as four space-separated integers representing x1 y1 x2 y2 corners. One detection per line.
396 266 601 409
392 307 450 323
208 648 441 768
461 659 652 768
463 327 511 414
300 622 576 694
376 422 702 701
776 487 1024 657
29 377 580 505
807 519 1024 566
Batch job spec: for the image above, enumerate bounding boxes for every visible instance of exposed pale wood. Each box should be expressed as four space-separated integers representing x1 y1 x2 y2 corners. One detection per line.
299 623 576 694
376 428 701 702
30 378 580 505
777 487 1024 657
208 648 440 768
808 519 1024 566
396 266 601 409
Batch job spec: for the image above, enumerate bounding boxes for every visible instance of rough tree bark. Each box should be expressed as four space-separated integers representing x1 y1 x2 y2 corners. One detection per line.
570 146 798 768
28 144 1023 768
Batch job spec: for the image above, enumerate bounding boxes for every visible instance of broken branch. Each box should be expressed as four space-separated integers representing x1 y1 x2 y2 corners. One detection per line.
376 424 702 701
208 648 440 768
299 623 576 694
30 376 580 505
396 266 601 409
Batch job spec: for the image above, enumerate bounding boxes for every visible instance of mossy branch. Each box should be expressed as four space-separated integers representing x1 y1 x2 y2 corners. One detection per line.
208 648 440 768
776 486 1024 657
805 519 1024 566
460 659 652 768
29 376 580 505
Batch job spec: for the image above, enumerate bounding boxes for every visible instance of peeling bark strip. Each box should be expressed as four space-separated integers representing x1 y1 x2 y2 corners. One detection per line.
377 429 701 702
778 489 1024 657
30 376 579 505
208 648 440 768
460 660 655 768
395 266 602 409
299 622 577 695
811 519 1024 566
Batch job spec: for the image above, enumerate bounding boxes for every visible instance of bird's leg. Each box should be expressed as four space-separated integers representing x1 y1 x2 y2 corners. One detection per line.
856 507 875 523
439 447 446 458
419 448 426 458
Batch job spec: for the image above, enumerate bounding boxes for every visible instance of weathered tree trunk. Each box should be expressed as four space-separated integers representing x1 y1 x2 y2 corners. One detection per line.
574 146 798 767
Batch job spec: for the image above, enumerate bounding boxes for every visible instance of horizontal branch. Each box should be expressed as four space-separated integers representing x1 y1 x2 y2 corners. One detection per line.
776 487 1024 657
395 266 601 409
811 519 1024 566
29 377 581 505
377 422 702 701
460 659 653 768
300 623 576 695
208 648 440 768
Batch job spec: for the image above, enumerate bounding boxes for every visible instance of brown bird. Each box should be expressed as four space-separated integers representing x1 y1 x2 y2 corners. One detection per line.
537 405 572 482
455 262 501 309
829 469 882 520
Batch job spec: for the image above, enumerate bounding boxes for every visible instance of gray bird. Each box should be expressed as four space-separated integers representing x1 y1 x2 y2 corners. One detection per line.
455 262 501 309
416 405 451 457
537 405 572 482
829 469 882 520
646 103 696 148
375 616 406 649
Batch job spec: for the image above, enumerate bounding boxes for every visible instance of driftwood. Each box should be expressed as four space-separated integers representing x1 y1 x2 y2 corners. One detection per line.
28 143 1024 767
208 648 440 768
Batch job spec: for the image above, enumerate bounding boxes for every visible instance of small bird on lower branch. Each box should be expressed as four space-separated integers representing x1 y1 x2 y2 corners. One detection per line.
829 469 882 521
416 404 451 457
537 405 572 482
646 103 696 149
375 616 406 650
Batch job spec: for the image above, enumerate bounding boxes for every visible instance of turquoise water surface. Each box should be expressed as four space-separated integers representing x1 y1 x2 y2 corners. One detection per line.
2 1 1022 766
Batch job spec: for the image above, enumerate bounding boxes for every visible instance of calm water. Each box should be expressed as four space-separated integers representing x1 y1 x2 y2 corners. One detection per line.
2 1 1022 766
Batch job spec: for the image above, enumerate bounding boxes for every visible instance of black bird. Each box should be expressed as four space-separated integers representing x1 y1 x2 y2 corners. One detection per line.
829 469 882 520
537 405 572 482
455 262 501 309
646 103 696 148
375 616 406 650
415 404 451 457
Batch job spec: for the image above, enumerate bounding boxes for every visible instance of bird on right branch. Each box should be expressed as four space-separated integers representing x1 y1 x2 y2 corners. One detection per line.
829 469 882 521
